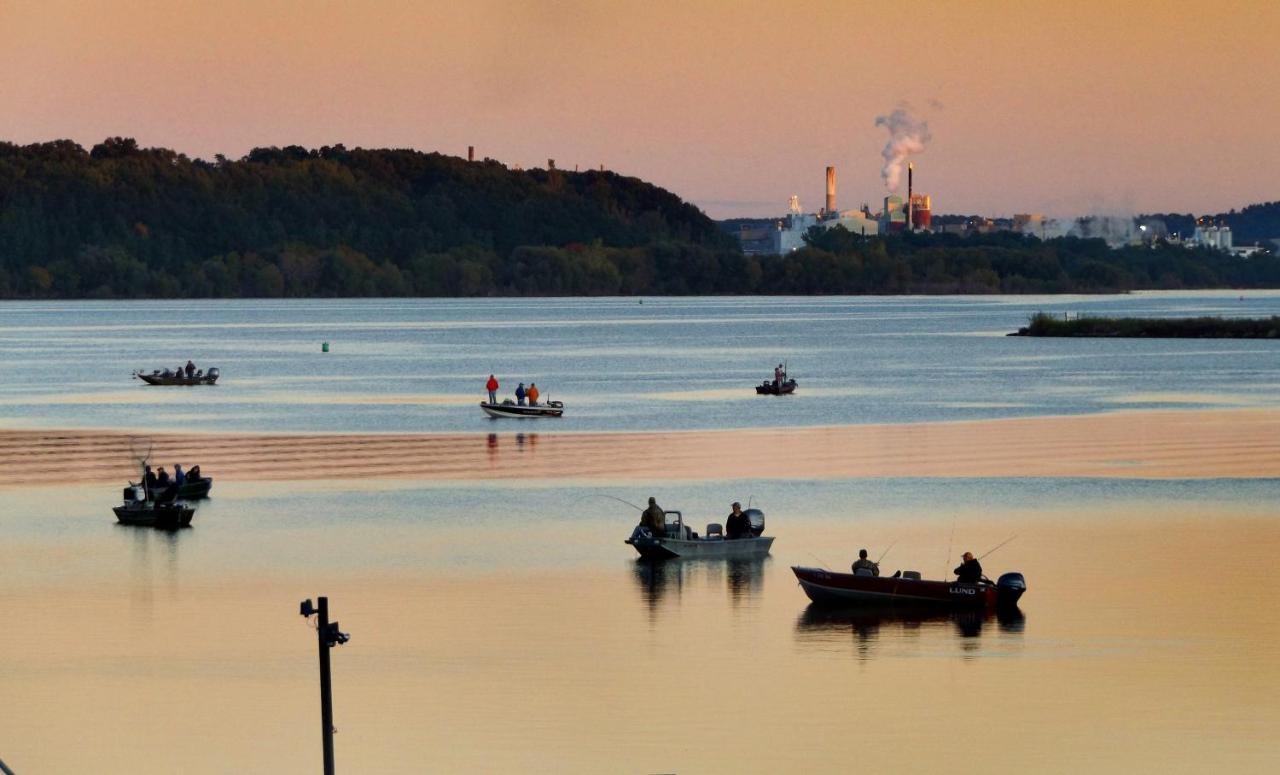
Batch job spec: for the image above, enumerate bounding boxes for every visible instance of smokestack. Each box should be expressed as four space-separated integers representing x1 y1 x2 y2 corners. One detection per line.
825 166 836 216
907 162 914 231
468 145 474 162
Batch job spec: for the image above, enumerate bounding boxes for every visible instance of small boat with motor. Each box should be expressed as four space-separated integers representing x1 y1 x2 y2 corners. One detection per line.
755 378 797 395
626 508 774 560
791 565 1026 609
480 399 564 418
134 367 219 386
113 484 194 529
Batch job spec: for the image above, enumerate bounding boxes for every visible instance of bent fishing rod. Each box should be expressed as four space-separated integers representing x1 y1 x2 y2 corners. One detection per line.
588 493 645 512
977 534 1018 561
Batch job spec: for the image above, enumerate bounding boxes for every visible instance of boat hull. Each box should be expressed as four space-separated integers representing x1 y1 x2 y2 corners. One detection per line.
480 401 563 418
113 503 194 529
755 380 797 395
627 535 774 560
136 373 218 386
792 566 1009 608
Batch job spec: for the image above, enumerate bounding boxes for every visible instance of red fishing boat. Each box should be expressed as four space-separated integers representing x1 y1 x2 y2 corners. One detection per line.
791 566 1026 609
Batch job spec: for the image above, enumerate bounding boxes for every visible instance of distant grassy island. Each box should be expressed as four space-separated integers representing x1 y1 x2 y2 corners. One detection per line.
1012 312 1280 338
1 137 1279 298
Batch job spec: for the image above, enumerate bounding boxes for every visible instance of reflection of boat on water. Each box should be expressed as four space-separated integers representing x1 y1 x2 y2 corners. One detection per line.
134 367 219 385
633 556 769 609
755 378 797 395
797 602 1025 640
479 400 564 418
626 509 773 560
792 566 1026 609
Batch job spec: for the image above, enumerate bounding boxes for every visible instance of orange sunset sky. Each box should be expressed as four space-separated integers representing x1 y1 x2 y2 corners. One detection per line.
1 0 1276 219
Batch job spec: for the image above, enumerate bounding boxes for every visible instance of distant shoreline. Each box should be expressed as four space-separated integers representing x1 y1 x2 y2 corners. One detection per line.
1011 312 1280 338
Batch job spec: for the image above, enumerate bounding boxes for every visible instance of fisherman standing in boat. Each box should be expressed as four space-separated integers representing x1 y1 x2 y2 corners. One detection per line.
851 548 880 576
185 360 195 379
486 374 499 403
640 496 666 538
954 551 983 584
515 383 526 406
726 502 751 539
527 383 540 406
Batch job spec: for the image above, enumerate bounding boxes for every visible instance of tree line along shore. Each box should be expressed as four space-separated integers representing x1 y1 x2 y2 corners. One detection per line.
1 137 1279 299
1013 312 1280 338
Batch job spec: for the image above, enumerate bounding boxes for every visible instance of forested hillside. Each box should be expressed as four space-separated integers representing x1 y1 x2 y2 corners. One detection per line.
0 138 732 297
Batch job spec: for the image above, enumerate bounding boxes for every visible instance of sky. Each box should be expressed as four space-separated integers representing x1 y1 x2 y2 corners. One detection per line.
1 0 1277 220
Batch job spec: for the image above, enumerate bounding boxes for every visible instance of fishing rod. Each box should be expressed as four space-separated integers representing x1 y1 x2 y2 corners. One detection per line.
876 541 898 564
945 513 957 579
587 493 645 512
807 552 832 571
977 534 1018 561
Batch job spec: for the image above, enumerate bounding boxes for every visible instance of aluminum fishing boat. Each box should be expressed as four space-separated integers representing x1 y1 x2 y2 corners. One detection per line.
626 509 774 560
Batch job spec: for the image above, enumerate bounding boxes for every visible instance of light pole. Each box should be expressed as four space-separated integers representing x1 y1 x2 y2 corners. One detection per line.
300 597 350 775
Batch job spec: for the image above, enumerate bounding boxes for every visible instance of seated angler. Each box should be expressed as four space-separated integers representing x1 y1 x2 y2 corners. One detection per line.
851 548 880 576
953 551 984 584
725 502 751 539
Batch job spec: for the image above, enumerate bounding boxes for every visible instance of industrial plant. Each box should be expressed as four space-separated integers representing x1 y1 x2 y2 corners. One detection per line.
737 163 935 255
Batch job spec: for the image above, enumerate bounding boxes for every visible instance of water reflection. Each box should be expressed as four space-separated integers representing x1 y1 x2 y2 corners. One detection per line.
795 603 1025 658
124 525 185 623
631 557 770 615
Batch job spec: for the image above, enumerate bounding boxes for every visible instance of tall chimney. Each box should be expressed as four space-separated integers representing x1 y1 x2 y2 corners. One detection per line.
467 145 474 162
907 162 914 231
825 166 836 216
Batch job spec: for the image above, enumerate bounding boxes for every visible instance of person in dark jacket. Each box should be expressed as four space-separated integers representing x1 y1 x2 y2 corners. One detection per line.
640 496 666 537
174 464 186 487
185 361 195 379
156 467 171 487
515 383 526 406
954 552 983 584
851 548 880 576
144 465 158 498
725 502 751 539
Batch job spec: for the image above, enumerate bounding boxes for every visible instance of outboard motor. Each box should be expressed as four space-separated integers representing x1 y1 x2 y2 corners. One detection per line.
996 572 1026 608
207 367 220 379
744 508 765 537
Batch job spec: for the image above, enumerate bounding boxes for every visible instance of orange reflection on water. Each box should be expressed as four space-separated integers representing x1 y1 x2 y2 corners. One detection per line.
1 408 1279 490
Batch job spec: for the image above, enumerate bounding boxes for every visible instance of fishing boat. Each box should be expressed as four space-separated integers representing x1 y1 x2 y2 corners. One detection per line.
113 485 194 529
626 509 774 560
480 399 564 418
791 566 1026 609
134 367 220 386
755 378 797 395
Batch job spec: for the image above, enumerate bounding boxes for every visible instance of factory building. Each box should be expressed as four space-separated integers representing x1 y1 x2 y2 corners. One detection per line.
879 162 933 233
1191 218 1233 251
757 167 879 254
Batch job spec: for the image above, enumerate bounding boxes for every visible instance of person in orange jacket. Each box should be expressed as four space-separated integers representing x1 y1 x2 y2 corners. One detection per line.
527 383 540 406
485 374 499 403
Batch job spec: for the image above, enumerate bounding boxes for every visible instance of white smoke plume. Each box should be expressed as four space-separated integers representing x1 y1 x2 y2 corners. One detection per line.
875 105 932 191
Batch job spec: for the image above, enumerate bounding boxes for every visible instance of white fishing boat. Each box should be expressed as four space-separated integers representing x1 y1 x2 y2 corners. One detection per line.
480 399 564 418
625 509 774 560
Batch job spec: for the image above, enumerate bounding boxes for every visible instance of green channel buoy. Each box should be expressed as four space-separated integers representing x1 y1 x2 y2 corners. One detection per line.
322 341 330 353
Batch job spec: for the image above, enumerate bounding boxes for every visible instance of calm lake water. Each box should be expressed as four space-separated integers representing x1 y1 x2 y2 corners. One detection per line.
2 293 1279 773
